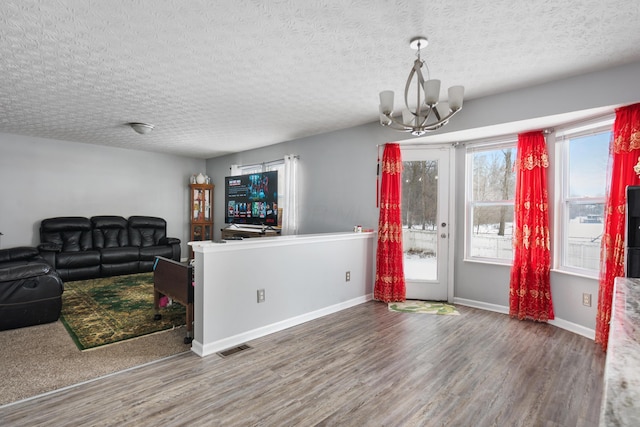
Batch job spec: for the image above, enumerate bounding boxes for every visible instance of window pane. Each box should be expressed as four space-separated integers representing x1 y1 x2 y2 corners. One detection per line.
472 148 516 202
565 202 604 270
402 160 438 281
402 161 438 229
568 132 610 198
470 205 514 260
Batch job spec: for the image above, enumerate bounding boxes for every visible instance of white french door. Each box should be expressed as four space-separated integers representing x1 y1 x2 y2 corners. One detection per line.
401 146 452 301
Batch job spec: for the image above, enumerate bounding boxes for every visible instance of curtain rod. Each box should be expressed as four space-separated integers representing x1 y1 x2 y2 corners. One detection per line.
230 155 300 170
376 142 458 149
260 154 300 165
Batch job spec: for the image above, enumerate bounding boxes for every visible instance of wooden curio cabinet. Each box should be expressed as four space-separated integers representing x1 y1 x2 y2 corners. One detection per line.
190 183 214 258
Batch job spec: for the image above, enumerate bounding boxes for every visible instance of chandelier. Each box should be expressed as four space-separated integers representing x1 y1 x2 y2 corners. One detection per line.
378 37 464 136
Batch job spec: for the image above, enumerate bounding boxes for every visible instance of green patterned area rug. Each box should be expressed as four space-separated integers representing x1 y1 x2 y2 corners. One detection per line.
388 300 460 315
60 273 186 350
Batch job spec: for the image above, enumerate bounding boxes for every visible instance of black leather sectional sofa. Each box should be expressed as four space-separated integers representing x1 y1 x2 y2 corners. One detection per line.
38 215 181 282
0 246 64 331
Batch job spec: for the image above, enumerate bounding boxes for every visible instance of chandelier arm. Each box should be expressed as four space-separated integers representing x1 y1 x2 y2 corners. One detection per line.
421 108 460 131
381 108 461 134
403 67 417 113
404 59 427 118
420 108 459 130
417 107 434 127
432 106 442 121
381 114 415 132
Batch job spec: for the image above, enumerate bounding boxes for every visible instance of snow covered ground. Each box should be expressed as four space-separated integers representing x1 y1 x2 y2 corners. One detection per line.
404 253 437 280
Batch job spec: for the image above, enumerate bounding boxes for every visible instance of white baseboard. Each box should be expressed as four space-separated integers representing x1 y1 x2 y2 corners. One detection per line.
453 298 509 315
548 318 595 340
192 294 373 357
453 297 595 340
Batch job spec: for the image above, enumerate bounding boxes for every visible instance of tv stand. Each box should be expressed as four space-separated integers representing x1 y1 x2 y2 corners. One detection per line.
221 224 281 240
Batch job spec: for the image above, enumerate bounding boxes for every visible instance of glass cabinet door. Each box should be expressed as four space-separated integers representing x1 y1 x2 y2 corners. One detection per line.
192 187 211 222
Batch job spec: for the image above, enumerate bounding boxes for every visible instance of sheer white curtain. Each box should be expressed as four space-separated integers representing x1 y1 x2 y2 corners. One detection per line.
282 154 299 235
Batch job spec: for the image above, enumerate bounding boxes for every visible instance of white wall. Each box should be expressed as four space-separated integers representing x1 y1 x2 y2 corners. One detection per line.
0 133 205 256
192 233 375 356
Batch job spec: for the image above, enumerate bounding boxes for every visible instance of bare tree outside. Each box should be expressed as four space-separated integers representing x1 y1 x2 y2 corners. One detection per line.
498 149 513 236
402 160 438 231
402 160 439 280
469 146 516 260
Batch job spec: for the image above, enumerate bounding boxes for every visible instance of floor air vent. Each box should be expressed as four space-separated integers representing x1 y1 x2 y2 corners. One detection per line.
217 344 252 358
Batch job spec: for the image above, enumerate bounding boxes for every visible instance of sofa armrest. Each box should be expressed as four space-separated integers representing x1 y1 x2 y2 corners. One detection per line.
0 246 40 263
38 242 62 252
0 263 51 282
37 243 60 267
159 237 181 245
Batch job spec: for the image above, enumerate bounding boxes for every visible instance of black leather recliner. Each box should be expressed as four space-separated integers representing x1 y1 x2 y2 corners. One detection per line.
0 246 64 331
92 215 140 277
39 217 100 281
39 215 181 282
128 216 181 271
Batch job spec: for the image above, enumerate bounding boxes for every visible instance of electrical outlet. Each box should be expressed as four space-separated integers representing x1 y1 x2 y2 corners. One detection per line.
582 293 592 307
257 289 265 303
345 271 351 282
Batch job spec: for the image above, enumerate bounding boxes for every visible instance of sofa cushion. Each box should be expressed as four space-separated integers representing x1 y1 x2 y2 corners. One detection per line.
99 246 139 263
139 246 174 261
100 262 139 277
59 266 101 282
91 216 129 248
40 217 93 252
128 216 167 247
56 250 100 269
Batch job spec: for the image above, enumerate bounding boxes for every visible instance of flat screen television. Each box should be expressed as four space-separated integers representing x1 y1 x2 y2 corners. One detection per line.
225 171 278 226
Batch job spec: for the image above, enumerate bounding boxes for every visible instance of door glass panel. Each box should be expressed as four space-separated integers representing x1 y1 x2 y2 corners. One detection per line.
402 160 438 281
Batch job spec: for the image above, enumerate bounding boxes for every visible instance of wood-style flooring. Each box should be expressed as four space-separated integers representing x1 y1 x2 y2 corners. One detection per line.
0 302 605 426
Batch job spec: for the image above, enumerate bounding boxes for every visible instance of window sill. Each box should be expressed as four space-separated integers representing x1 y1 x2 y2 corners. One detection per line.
464 258 513 267
550 268 598 281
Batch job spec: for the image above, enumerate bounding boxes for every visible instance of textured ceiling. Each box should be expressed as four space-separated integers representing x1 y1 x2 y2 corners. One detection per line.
1 0 639 159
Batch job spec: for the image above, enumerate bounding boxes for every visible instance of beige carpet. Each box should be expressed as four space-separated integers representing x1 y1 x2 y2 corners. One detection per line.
0 320 190 406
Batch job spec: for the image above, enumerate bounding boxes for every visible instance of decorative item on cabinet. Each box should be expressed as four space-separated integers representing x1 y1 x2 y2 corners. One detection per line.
190 182 214 259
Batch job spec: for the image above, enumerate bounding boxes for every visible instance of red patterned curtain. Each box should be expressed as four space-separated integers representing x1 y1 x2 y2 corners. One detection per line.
595 103 640 351
374 143 406 302
509 131 554 321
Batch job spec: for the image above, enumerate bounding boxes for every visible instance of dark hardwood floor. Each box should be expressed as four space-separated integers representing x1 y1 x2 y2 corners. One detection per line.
0 302 605 426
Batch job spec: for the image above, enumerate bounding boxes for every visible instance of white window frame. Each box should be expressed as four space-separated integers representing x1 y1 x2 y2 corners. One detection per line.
554 116 613 277
465 138 517 265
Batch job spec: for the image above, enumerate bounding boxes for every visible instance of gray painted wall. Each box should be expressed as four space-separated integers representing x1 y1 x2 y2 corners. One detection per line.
206 123 394 239
207 60 640 333
0 134 205 256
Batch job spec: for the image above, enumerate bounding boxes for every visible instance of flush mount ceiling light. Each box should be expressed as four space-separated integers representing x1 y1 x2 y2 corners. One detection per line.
128 122 155 135
378 37 464 136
